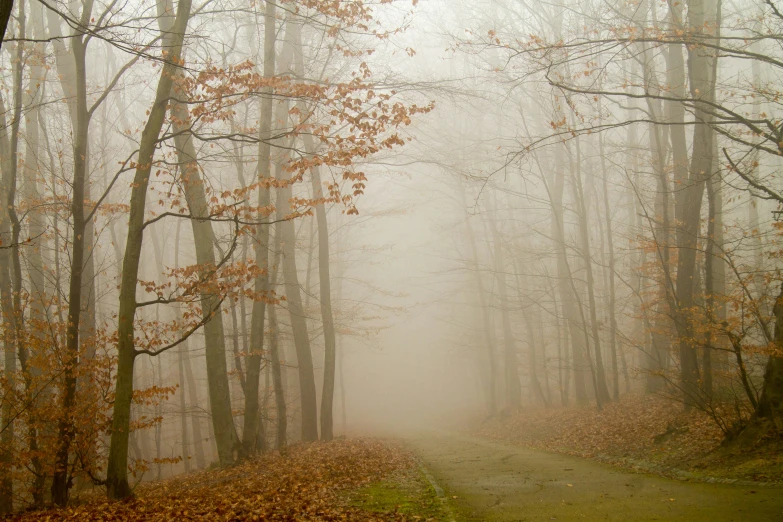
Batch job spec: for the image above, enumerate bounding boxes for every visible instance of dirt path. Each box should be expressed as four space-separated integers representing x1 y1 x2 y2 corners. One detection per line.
408 431 783 521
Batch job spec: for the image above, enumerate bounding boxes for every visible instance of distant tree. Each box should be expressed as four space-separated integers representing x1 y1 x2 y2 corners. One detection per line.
0 0 12 50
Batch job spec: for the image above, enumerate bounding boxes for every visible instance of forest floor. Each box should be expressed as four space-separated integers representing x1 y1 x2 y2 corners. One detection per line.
475 394 783 484
5 438 447 521
9 396 783 521
409 431 783 521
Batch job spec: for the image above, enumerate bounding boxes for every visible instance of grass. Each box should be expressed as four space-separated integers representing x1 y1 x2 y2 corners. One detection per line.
348 464 453 520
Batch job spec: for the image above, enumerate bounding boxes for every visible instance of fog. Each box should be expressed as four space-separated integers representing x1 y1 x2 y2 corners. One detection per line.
341 166 484 434
0 0 782 514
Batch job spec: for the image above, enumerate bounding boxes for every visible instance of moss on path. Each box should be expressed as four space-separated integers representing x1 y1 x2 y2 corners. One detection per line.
408 432 783 521
348 464 453 520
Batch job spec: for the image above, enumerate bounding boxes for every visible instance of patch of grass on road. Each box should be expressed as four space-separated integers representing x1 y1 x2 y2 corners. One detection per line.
349 465 451 520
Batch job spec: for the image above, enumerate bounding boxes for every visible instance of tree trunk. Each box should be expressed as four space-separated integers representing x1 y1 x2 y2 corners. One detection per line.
276 165 319 441
271 19 318 442
571 139 612 406
162 9 241 464
757 284 783 427
182 334 207 469
598 130 620 400
549 142 589 404
674 0 718 409
704 8 726 398
105 0 191 499
177 342 190 473
457 178 497 416
50 25 91 511
288 23 338 441
0 31 22 511
21 7 47 501
310 159 337 441
0 0 13 50
268 244 286 448
241 0 277 456
486 194 521 411
548 275 568 406
515 269 548 406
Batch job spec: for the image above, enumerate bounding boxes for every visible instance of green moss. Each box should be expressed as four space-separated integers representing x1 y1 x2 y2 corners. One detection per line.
349 466 452 520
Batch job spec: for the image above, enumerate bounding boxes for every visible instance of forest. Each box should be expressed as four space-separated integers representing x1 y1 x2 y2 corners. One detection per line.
0 0 782 519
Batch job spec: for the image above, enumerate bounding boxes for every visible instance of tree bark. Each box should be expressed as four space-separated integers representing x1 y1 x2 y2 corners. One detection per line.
50 20 91 510
598 129 621 400
106 0 192 499
571 138 612 406
486 194 520 410
0 1 12 51
457 178 497 416
288 23 338 441
268 243 286 448
549 142 589 404
674 0 718 409
242 0 276 455
274 20 318 441
0 21 22 510
158 0 241 463
515 269 548 406
757 284 783 428
182 333 206 469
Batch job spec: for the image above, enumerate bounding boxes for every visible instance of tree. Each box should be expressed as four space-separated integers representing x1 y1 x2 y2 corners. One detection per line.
107 0 192 499
0 0 12 50
241 0 276 457
486 194 521 410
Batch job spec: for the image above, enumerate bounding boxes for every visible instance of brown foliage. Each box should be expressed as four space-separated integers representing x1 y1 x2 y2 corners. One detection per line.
477 395 724 468
6 439 415 521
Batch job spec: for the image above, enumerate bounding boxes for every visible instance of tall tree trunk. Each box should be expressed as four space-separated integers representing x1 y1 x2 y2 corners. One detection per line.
242 0 276 454
571 139 612 406
549 143 589 404
515 268 548 406
334 241 347 434
547 274 568 406
49 14 92 507
310 158 337 441
634 0 673 396
704 6 726 398
177 343 190 473
457 178 497 416
538 312 552 404
273 19 318 442
268 243 286 448
265 205 285 447
172 200 204 471
0 18 23 509
0 0 13 50
276 164 318 441
486 194 520 410
21 6 46 501
674 0 718 409
289 23 338 441
106 0 192 499
45 0 106 501
748 29 764 306
182 335 206 469
757 284 783 428
159 0 241 463
598 130 621 400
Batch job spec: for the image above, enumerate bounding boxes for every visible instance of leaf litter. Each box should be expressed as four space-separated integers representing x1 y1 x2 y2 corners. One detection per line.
6 439 421 521
474 394 782 482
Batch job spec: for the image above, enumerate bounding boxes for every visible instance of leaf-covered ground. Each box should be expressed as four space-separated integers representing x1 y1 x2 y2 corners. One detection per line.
7 439 425 521
476 394 783 482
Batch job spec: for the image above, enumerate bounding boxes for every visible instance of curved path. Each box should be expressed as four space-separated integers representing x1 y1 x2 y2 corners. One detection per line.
409 432 783 521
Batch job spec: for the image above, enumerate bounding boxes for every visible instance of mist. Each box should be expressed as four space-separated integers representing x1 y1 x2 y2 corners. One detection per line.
0 0 782 519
